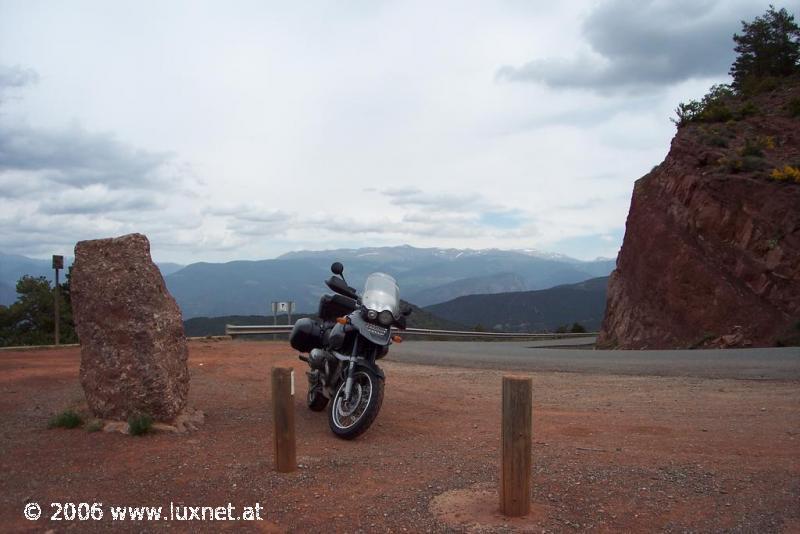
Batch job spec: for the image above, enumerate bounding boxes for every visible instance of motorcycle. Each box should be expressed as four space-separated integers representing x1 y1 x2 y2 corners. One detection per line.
289 262 411 439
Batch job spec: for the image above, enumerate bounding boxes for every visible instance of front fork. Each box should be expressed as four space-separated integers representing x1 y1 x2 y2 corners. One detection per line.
343 360 356 401
343 336 359 401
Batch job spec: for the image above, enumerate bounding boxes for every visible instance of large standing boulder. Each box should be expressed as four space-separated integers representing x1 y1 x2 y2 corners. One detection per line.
71 233 189 421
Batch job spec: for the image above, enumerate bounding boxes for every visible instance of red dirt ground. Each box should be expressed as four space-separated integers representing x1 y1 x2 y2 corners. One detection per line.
1 340 798 532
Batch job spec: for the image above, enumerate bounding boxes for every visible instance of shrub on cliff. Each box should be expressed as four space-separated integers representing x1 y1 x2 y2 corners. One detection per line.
672 84 735 126
674 6 799 127
730 6 800 92
770 165 800 182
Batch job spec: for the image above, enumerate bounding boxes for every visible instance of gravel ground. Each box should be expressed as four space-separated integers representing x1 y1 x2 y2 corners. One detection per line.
1 340 798 532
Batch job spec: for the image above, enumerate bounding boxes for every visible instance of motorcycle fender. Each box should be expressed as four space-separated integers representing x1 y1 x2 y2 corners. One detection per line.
355 360 385 380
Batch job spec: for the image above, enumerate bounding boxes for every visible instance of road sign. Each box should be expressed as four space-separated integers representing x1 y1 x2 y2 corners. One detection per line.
271 301 295 314
271 301 295 327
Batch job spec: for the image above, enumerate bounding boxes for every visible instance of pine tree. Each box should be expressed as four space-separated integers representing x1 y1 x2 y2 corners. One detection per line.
730 6 800 91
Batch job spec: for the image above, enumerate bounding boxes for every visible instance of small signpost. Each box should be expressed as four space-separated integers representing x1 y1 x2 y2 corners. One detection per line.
271 301 295 325
52 255 64 346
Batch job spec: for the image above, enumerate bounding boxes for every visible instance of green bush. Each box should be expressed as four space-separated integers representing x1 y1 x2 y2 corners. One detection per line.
730 7 800 91
741 156 768 172
672 6 799 126
702 102 735 122
48 410 83 429
718 155 767 173
736 101 759 119
704 134 729 147
739 75 781 96
740 141 764 158
0 272 78 347
128 412 153 436
673 84 734 126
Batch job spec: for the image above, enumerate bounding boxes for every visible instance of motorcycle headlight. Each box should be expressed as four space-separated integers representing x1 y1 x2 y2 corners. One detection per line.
378 310 394 326
366 309 378 320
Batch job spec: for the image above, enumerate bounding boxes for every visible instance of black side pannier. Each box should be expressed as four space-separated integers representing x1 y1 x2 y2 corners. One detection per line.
290 318 324 352
318 294 357 321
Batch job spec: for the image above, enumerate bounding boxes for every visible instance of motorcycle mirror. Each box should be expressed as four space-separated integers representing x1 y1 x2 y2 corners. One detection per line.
331 262 344 276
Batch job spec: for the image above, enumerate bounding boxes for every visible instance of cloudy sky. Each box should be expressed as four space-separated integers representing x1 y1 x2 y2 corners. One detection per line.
0 0 773 263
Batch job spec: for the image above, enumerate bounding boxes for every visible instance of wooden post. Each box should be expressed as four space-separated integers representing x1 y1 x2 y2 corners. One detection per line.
271 367 296 473
500 375 532 516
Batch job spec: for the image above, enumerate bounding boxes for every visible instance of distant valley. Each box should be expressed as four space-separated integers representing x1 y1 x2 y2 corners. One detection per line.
165 245 614 318
2 245 614 332
425 276 609 332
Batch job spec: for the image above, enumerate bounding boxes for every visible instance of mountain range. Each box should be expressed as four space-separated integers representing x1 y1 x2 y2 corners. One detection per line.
425 276 609 332
1 246 614 328
164 246 614 318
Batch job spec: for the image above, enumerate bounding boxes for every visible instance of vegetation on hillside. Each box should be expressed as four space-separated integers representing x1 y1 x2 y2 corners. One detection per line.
731 5 800 91
0 272 76 347
673 6 799 127
555 322 587 334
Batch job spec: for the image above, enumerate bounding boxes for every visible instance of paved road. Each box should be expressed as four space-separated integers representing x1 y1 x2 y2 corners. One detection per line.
388 339 800 380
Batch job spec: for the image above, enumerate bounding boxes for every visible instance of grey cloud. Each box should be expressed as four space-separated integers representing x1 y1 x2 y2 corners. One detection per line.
0 212 109 254
38 187 163 215
1 64 172 190
204 205 293 237
0 88 194 255
497 0 764 91
0 172 49 199
228 221 290 237
381 188 536 238
235 211 290 224
381 188 487 211
0 65 38 92
0 122 171 188
316 218 398 234
204 204 289 221
401 211 473 224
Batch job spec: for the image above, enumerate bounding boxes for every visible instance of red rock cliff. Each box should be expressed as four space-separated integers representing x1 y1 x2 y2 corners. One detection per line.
599 82 800 349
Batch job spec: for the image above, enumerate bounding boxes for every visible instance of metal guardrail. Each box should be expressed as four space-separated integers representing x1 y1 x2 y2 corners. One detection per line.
224 324 597 339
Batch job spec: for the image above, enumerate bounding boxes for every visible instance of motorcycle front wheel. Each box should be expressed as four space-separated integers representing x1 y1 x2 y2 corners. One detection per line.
328 369 384 439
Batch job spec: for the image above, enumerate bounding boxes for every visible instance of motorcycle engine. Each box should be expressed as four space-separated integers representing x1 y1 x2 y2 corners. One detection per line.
308 348 331 370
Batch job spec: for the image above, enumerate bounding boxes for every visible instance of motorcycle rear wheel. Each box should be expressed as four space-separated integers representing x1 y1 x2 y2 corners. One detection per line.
328 369 384 439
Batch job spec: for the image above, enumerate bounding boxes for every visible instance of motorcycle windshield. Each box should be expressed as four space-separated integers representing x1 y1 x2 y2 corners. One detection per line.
361 272 400 317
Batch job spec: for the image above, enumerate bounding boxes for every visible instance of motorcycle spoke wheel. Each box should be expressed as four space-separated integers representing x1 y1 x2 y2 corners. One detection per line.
328 370 383 439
